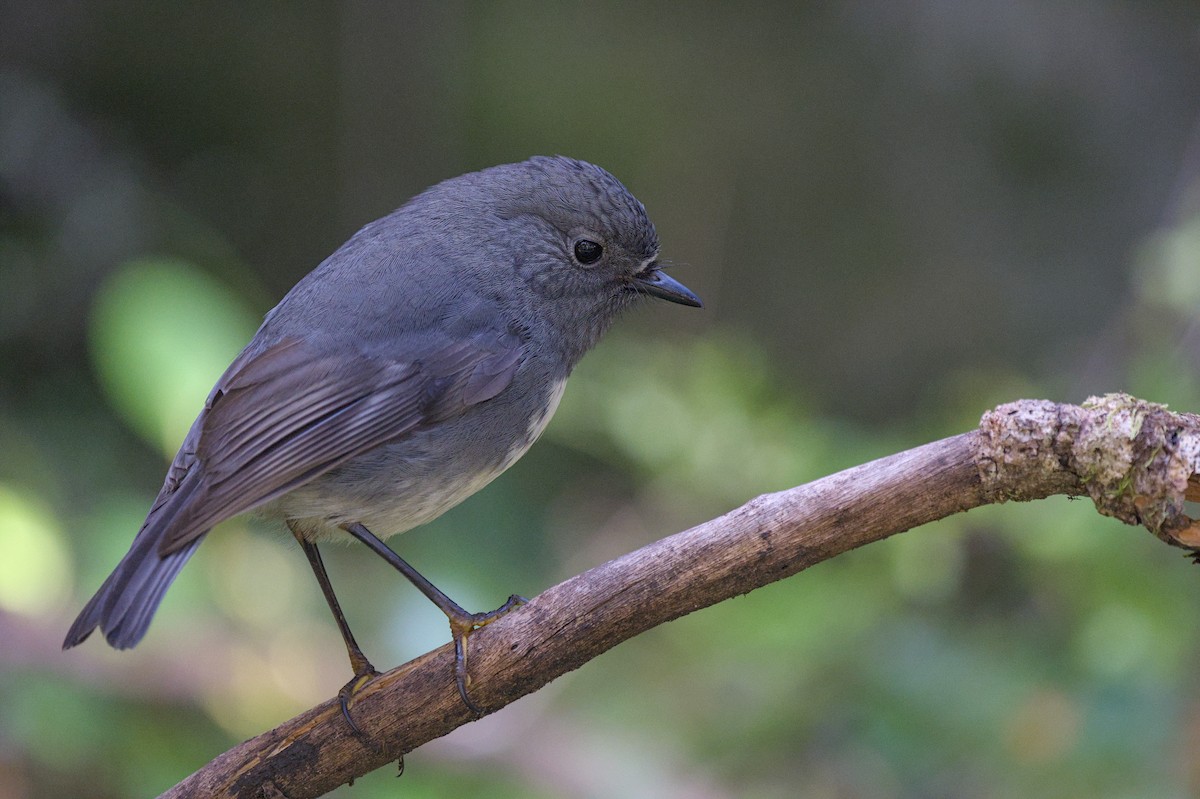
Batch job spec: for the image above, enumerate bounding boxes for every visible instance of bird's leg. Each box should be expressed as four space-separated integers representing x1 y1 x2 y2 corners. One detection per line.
341 521 526 715
289 522 380 736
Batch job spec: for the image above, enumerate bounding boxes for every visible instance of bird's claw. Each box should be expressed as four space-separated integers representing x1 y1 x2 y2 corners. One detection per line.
338 666 381 738
449 594 529 715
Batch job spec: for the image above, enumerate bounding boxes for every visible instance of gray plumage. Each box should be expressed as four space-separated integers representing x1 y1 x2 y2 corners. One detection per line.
64 155 700 652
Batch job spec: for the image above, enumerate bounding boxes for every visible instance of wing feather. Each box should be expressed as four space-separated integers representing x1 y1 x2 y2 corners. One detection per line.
153 332 524 554
64 327 525 650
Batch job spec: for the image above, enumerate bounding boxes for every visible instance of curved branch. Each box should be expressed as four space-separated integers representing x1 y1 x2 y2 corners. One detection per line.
159 395 1200 799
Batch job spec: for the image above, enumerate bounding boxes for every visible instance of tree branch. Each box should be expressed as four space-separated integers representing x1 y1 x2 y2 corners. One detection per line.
160 395 1200 799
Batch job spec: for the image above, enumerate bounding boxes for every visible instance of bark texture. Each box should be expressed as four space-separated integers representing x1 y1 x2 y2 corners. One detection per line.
160 395 1200 799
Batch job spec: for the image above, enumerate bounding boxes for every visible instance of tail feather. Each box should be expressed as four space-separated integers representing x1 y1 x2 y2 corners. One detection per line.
63 528 203 650
64 440 211 650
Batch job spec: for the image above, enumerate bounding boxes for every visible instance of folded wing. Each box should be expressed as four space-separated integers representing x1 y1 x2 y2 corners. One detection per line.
64 330 523 649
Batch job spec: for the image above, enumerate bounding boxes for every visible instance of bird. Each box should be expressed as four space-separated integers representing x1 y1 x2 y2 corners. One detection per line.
63 155 701 726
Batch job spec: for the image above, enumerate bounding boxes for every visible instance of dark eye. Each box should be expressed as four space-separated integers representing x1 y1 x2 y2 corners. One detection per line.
574 239 603 265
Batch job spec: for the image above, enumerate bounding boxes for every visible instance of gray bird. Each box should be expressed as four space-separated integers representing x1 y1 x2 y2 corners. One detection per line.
63 155 701 723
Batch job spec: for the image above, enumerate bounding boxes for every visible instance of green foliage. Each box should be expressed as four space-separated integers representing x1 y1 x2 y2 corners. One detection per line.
5 5 1200 797
6 205 1199 799
89 257 259 456
0 483 70 615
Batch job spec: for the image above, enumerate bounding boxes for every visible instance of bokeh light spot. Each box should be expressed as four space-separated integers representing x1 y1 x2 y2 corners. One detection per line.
0 483 71 615
88 257 258 456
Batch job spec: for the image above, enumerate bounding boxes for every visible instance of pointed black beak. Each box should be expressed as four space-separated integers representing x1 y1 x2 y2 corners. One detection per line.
632 267 703 308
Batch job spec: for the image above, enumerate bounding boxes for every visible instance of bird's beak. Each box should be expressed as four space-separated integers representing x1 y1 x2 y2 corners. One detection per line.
632 266 703 308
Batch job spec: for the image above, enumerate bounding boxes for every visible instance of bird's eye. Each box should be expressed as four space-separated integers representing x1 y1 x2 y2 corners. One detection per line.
574 239 603 265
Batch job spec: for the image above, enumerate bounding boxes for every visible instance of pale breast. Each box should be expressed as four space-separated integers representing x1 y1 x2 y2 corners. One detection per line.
268 376 569 541
501 375 566 470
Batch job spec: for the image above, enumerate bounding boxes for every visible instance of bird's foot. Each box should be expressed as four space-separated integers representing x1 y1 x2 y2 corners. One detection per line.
338 663 382 738
448 594 528 715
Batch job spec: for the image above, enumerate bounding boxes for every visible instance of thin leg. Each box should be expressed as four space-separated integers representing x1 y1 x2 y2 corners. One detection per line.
289 522 379 735
341 521 526 715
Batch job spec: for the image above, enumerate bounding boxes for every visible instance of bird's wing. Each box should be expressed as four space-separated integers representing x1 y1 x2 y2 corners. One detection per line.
150 330 524 555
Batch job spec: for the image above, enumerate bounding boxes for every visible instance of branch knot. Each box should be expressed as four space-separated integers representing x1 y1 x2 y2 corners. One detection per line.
976 394 1200 550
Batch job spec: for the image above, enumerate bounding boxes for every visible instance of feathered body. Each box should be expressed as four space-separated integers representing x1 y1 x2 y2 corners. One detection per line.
64 156 697 651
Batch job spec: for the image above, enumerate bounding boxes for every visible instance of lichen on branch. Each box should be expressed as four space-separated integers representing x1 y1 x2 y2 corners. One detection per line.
975 393 1200 550
163 394 1200 799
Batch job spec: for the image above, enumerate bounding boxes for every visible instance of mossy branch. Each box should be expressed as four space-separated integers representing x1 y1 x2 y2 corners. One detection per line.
159 394 1200 799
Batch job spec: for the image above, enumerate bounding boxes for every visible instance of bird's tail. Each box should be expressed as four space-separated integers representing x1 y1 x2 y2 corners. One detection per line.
62 528 203 650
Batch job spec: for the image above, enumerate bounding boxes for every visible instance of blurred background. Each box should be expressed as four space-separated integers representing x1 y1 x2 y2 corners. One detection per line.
3 2 1200 797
